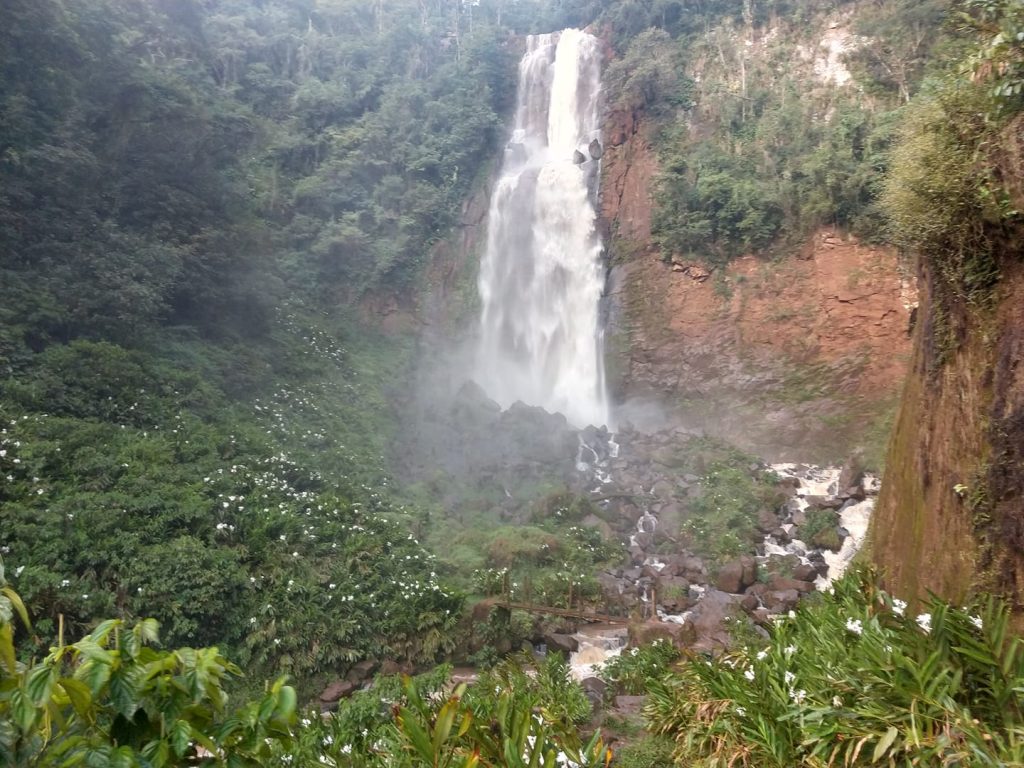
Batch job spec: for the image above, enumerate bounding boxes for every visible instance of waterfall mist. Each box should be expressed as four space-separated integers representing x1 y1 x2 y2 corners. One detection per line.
475 29 610 430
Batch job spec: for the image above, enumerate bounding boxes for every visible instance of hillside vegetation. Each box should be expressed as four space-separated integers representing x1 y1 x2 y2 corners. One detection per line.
0 0 564 690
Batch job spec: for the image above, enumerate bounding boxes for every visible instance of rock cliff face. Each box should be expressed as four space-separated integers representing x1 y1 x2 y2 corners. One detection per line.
872 176 1024 610
600 107 916 463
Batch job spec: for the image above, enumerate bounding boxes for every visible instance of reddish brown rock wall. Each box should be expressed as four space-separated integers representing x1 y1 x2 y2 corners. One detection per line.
600 108 916 462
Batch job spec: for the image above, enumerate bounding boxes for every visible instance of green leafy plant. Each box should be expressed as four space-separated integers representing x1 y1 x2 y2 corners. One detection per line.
646 567 1024 767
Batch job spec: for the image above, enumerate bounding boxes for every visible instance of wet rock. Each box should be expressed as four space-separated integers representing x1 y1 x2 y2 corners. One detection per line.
320 680 357 704
630 618 696 647
346 659 379 684
740 555 757 587
745 582 768 599
804 495 844 510
752 608 773 626
757 508 781 533
793 562 818 582
838 454 865 495
689 589 737 650
573 149 586 164
771 526 791 543
740 592 759 612
764 589 800 612
633 531 654 550
777 475 801 493
581 676 607 707
767 575 815 593
716 560 745 593
588 138 603 160
545 633 579 655
716 556 756 593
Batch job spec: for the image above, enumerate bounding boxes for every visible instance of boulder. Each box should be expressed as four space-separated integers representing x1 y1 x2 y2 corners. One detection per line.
581 676 607 707
804 495 844 510
689 589 737 650
792 562 818 582
629 618 696 647
838 454 865 495
744 582 769 599
572 149 586 164
346 659 379 684
740 555 757 588
320 679 357 703
545 633 579 654
588 138 604 160
767 575 815 593
716 560 745 593
756 508 780 533
379 660 402 677
716 556 756 593
739 592 759 612
764 589 800 612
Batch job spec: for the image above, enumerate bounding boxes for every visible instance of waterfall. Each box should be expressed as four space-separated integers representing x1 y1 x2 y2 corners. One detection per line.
475 29 610 429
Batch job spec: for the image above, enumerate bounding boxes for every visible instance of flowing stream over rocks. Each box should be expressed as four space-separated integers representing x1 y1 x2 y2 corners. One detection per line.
475 29 610 429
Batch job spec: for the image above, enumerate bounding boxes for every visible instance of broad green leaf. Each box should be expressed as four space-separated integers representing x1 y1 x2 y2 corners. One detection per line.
26 663 57 706
109 669 140 719
10 689 38 733
74 638 114 665
170 719 192 758
58 679 94 720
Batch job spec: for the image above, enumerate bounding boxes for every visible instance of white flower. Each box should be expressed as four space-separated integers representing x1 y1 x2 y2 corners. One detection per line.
630 647 639 656
892 598 907 616
744 667 755 681
784 645 796 656
784 671 795 686
792 689 807 704
735 706 747 716
60 579 70 587
788 610 796 619
916 613 932 633
846 618 863 635
756 649 768 660
832 695 843 707
970 615 983 631
13 565 24 577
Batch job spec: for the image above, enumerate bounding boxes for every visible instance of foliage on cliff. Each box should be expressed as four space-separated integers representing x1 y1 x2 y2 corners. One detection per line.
872 0 1024 610
596 0 954 265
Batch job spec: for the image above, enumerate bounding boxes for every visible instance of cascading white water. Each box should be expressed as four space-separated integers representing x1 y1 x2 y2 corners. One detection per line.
475 29 610 429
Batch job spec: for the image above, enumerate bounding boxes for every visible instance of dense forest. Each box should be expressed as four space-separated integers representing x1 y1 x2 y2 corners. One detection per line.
2 0 1024 765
